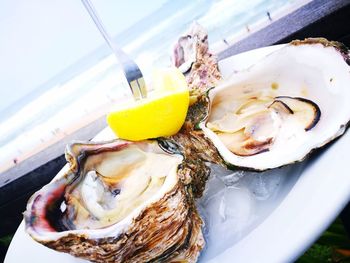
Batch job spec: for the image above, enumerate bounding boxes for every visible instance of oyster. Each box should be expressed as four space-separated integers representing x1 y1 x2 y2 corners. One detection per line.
25 140 204 262
173 22 221 95
173 22 208 73
200 38 350 170
24 22 220 263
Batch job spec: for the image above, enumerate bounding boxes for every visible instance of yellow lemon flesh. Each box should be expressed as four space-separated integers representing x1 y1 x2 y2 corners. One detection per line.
107 68 189 141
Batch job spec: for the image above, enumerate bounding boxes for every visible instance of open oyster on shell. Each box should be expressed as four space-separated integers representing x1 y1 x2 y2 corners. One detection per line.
200 39 350 171
25 140 205 263
24 22 218 263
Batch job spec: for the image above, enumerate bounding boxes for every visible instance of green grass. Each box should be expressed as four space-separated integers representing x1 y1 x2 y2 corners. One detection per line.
298 219 350 263
0 235 13 246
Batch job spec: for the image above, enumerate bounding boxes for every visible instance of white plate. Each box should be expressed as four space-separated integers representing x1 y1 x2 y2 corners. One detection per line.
5 45 350 263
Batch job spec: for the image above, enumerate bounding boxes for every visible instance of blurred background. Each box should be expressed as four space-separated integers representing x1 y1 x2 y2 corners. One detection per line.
0 0 301 117
1 0 350 262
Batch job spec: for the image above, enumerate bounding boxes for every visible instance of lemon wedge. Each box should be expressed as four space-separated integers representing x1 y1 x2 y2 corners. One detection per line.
107 68 189 141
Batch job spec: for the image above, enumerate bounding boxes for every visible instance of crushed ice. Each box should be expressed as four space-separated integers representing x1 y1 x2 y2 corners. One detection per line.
197 162 305 261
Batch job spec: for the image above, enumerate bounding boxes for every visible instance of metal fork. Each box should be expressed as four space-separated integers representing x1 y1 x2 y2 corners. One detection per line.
81 0 147 100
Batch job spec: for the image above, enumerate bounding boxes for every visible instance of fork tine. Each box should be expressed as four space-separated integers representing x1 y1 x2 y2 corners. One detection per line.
137 78 147 99
121 61 147 100
129 80 142 100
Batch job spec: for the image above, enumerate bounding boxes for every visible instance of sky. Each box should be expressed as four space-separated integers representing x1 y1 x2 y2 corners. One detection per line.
0 0 166 114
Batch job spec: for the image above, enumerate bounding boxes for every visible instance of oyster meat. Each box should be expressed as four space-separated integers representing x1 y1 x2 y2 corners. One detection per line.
207 95 320 157
25 140 204 263
200 39 350 170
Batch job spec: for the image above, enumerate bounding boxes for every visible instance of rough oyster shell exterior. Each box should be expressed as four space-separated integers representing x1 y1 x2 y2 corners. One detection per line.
25 140 204 263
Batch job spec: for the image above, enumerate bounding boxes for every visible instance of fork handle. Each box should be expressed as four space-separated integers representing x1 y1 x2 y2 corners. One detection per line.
81 0 145 99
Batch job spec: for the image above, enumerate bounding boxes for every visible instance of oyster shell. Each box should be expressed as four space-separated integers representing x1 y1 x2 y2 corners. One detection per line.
173 22 221 96
25 140 205 262
200 38 350 170
173 22 208 73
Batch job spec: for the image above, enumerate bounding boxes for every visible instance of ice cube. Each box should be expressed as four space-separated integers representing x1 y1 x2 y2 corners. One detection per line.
217 170 245 187
199 184 255 259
